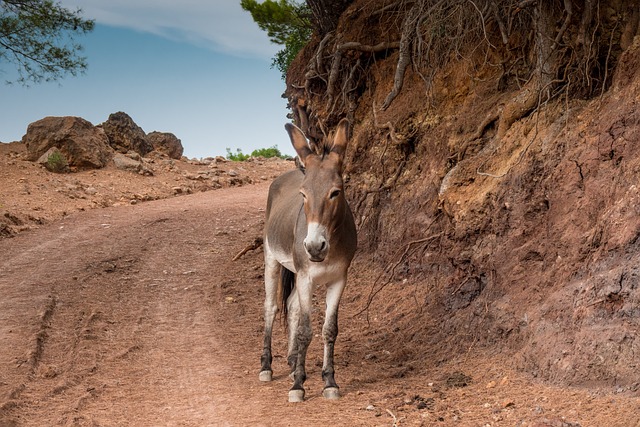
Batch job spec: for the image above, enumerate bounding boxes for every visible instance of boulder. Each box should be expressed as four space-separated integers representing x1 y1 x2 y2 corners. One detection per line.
147 131 184 159
102 112 153 156
22 116 112 169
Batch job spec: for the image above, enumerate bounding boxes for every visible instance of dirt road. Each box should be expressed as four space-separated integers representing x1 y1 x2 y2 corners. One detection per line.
1 182 639 426
0 183 389 426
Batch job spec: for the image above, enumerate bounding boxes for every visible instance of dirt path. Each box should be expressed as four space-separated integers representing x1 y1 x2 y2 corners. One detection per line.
0 183 378 426
1 183 639 427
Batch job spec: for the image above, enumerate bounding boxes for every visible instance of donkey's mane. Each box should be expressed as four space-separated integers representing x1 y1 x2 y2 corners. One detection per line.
317 141 332 159
296 139 333 174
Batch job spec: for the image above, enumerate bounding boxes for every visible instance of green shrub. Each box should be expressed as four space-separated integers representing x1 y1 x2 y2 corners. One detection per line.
226 145 292 161
46 150 69 173
226 148 251 162
251 145 292 159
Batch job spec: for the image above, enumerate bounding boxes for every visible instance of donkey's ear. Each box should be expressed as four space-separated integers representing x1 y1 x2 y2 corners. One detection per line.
330 119 350 158
285 123 312 165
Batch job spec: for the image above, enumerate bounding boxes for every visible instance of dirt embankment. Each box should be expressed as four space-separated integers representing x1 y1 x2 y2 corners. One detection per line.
285 0 640 393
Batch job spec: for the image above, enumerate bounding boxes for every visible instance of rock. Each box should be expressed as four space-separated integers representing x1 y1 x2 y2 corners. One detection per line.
147 131 183 159
102 112 153 156
113 152 142 172
502 399 515 408
0 222 14 238
446 371 472 388
125 151 141 161
22 116 112 169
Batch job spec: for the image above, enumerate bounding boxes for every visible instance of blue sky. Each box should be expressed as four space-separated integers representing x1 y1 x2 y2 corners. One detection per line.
0 1 295 158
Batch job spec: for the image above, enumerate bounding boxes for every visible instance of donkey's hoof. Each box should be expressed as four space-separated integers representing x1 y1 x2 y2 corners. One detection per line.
323 387 340 400
288 389 305 403
259 370 272 382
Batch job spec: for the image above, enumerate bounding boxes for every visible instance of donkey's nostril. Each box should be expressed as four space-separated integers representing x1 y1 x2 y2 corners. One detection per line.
320 241 326 251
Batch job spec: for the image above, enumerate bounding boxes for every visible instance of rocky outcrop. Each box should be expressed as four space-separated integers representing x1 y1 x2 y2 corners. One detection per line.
21 112 188 173
22 116 112 169
147 131 184 159
102 112 153 156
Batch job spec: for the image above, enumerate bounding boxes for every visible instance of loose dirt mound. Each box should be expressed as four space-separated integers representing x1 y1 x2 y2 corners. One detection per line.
1 149 639 425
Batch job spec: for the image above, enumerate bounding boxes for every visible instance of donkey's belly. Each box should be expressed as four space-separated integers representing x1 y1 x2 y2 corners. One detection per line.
264 236 296 272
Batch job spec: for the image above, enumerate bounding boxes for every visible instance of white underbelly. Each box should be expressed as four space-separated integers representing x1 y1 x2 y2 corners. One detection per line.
264 237 295 272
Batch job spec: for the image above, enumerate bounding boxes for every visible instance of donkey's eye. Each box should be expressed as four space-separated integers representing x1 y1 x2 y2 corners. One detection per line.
329 189 341 199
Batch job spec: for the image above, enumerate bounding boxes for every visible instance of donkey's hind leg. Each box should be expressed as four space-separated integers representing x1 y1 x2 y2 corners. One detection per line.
260 253 280 382
286 286 300 379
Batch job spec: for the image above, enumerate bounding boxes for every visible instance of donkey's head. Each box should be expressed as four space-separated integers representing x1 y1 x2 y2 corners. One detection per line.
285 119 350 263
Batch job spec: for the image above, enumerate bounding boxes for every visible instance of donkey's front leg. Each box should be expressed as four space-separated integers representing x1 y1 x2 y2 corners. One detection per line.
260 255 280 382
289 274 313 403
321 277 346 399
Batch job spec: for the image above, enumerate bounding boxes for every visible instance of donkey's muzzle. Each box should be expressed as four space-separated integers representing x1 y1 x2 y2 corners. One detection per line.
304 237 328 262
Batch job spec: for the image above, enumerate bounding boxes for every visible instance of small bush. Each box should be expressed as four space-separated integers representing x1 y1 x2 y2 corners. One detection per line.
46 150 69 173
226 145 292 161
226 148 251 162
251 145 291 160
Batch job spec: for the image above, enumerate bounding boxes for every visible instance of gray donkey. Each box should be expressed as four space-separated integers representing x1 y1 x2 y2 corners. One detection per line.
259 119 357 402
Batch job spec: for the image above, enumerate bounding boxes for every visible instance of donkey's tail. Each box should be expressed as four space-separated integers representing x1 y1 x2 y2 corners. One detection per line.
278 266 295 327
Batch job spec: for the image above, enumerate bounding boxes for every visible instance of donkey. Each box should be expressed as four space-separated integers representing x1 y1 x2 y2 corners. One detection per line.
259 118 357 403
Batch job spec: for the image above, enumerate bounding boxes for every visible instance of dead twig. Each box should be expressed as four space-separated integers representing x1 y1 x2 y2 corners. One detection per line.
232 237 263 261
387 232 442 275
451 275 472 295
386 408 403 426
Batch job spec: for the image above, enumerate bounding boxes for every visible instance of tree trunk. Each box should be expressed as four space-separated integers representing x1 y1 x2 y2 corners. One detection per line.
306 0 352 34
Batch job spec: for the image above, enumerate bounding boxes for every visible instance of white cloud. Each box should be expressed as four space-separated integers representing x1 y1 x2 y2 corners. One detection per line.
60 0 278 59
